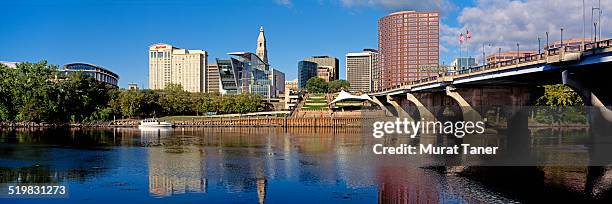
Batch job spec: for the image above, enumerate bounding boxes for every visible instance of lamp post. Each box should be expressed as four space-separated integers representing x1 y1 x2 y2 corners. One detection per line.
538 36 541 55
545 31 549 54
583 0 586 50
482 43 485 66
498 47 502 64
516 43 520 61
560 27 564 48
594 22 598 45
487 43 492 65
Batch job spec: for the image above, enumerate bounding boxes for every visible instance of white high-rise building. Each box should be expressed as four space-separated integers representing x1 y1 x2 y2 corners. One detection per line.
346 49 378 93
149 43 208 92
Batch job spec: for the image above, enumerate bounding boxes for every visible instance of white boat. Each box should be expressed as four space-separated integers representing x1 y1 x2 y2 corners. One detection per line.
138 118 173 128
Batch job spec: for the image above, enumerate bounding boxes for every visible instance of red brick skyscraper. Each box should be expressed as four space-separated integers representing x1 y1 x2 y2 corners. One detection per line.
376 11 440 91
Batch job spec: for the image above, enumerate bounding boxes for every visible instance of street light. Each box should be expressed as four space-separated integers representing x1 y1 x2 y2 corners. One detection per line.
487 43 492 65
516 43 520 61
538 36 541 55
482 43 485 66
593 22 597 46
560 27 564 48
545 31 549 53
498 47 502 64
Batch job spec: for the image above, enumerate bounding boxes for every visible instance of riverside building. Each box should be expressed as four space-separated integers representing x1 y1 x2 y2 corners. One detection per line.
214 27 284 98
346 49 378 93
62 62 119 86
0 61 18 69
485 51 536 64
377 10 440 90
148 43 208 92
206 63 220 94
303 56 339 82
298 60 317 91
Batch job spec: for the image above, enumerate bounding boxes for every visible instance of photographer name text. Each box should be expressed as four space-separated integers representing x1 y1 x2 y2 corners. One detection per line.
373 144 498 155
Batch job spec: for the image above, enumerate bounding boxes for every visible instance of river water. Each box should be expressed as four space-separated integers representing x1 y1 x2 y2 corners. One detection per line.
0 127 610 203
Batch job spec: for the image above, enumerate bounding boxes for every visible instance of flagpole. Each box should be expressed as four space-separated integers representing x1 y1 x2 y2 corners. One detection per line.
466 38 469 68
466 29 470 68
457 33 463 70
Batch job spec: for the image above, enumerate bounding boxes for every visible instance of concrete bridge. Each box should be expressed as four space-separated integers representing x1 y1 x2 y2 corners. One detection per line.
370 39 612 123
369 39 612 171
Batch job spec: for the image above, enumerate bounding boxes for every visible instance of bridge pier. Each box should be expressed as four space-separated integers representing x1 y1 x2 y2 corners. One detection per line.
445 86 483 122
372 95 394 117
563 69 612 194
406 93 436 121
505 107 531 164
387 95 413 119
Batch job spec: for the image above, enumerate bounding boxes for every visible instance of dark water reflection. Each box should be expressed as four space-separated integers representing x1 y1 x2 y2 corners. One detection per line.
0 127 610 203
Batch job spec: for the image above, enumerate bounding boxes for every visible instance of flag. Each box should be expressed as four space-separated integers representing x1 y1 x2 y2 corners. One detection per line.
459 33 465 43
466 30 472 39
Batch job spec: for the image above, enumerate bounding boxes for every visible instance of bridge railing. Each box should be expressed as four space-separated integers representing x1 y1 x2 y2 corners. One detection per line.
377 39 612 93
584 38 612 50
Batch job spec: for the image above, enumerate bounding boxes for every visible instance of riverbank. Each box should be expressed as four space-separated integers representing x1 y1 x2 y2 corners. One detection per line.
0 118 590 128
107 117 369 128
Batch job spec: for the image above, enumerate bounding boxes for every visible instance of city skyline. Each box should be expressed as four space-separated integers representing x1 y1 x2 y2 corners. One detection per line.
1 0 610 88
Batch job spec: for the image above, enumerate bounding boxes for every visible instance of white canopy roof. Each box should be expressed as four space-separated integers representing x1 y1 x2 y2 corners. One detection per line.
330 91 375 104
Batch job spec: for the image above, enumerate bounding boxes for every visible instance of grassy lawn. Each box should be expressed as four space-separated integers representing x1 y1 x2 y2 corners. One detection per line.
302 106 328 110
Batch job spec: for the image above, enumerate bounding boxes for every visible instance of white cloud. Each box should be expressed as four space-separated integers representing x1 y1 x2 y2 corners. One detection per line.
275 0 292 7
338 0 455 13
441 0 611 62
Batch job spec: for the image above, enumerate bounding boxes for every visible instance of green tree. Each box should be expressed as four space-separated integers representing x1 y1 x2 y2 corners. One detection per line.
305 77 328 93
139 90 162 117
56 71 115 123
198 93 221 115
12 61 59 123
219 95 236 114
0 63 17 121
118 90 141 118
328 80 350 93
535 84 586 124
1 60 116 123
234 93 263 114
159 83 192 116
537 84 583 106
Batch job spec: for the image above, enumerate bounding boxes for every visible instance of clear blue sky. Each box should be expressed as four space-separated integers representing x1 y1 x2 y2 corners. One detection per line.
0 0 473 88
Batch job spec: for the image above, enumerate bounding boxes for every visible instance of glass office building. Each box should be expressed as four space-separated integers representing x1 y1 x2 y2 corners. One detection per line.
216 52 274 98
298 61 317 91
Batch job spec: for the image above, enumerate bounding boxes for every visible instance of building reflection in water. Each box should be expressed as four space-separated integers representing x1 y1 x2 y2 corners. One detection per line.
1 127 604 202
257 178 266 204
141 127 207 197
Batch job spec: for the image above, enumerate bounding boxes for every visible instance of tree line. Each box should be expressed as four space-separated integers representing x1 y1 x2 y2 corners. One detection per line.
0 61 587 125
305 77 350 93
0 61 264 124
114 84 263 118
